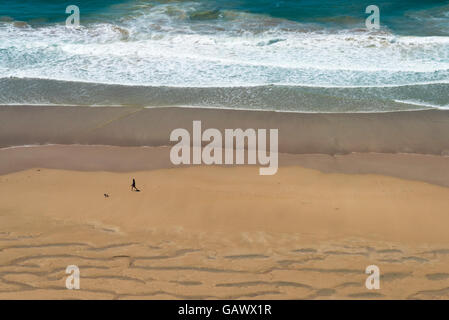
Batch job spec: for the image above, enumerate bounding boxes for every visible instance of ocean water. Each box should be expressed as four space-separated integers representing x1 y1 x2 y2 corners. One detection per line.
0 0 448 111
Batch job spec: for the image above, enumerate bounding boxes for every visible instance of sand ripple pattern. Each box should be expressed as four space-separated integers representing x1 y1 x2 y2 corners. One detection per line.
1 226 449 299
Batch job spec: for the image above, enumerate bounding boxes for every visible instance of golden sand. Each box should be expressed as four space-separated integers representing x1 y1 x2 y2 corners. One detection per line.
1 165 449 299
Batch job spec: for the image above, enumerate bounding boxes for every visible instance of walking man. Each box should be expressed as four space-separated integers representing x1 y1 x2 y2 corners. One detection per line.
131 178 137 191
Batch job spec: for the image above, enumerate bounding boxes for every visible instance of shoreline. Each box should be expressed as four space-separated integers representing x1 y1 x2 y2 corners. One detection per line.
0 103 437 113
2 105 449 155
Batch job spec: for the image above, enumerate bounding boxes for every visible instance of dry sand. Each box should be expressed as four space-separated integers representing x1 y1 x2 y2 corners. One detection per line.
1 146 449 299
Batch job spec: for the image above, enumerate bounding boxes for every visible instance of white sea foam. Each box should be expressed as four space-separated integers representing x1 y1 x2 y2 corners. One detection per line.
394 99 449 110
0 5 449 88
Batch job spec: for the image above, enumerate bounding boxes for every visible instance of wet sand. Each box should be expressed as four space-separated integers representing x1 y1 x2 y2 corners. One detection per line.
2 105 449 155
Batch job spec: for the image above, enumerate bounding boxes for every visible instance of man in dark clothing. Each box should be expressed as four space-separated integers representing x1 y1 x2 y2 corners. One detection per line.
131 178 137 191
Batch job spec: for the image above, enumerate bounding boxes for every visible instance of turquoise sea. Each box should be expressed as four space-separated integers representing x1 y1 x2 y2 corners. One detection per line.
0 0 448 111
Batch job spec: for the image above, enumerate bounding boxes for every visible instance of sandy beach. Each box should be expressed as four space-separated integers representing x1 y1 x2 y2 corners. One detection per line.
1 105 449 299
2 0 449 303
2 157 449 299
